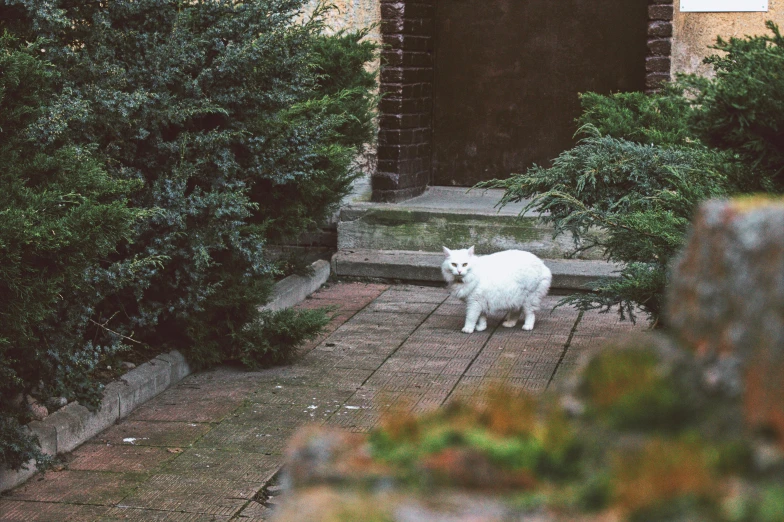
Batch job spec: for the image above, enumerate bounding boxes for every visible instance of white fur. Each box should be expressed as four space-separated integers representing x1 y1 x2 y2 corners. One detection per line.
441 246 552 334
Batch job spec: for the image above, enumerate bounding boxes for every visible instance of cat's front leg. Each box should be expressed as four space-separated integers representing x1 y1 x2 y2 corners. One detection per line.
462 301 482 334
475 314 487 332
522 310 536 331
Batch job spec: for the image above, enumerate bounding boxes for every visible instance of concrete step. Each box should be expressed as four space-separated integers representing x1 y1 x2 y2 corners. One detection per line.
338 186 603 260
332 249 620 291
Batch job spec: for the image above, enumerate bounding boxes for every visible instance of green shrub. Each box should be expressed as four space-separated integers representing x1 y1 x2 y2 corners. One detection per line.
483 24 784 325
690 21 784 191
0 1 376 469
0 0 374 365
579 86 696 147
0 417 51 472
0 35 141 469
484 129 728 324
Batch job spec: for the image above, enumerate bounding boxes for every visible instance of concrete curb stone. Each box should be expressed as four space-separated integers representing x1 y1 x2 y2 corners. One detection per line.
331 249 621 291
116 359 172 419
264 259 332 312
155 350 192 383
0 258 330 493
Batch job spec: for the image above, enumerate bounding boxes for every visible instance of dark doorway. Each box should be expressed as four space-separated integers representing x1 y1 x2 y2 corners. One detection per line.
432 0 648 186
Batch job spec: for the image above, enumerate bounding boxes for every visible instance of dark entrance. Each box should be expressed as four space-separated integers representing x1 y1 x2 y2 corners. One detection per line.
432 0 649 186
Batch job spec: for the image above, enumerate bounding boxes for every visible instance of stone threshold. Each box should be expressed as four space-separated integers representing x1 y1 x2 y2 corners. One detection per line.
332 249 620 291
0 259 332 493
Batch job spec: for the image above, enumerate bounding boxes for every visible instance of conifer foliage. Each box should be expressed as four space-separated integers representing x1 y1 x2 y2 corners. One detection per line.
0 0 377 470
483 23 784 326
0 35 141 470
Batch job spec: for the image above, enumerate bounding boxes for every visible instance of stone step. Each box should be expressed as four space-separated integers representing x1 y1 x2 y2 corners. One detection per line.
332 249 620 291
338 186 603 260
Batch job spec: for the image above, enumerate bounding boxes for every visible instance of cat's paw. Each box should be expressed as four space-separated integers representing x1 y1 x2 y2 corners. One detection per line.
475 320 487 332
521 323 534 331
461 326 475 334
502 320 517 328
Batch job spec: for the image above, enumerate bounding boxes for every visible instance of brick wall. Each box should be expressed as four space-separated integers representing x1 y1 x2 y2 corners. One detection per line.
647 0 674 92
373 0 435 202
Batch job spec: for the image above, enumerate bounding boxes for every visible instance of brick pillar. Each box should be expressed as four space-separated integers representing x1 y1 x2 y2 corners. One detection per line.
374 0 435 202
646 0 673 92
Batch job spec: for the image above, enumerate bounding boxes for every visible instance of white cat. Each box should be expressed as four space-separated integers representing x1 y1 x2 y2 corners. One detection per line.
441 246 552 334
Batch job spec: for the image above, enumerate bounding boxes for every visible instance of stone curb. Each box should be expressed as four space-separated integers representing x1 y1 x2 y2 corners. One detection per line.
0 350 191 493
332 249 621 291
263 259 332 312
0 259 331 493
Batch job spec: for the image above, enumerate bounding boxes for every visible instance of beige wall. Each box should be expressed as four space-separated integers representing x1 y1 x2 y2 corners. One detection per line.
673 0 784 76
301 1 382 201
302 0 380 42
302 1 784 79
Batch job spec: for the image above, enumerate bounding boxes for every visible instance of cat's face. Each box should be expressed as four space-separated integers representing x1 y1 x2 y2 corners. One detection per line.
443 246 475 279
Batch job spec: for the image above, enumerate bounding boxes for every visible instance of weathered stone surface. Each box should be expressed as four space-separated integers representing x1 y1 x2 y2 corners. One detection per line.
332 249 621 290
263 259 331 312
668 197 784 445
667 200 784 381
337 187 604 260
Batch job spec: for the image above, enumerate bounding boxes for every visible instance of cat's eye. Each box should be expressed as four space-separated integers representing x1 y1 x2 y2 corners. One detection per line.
462 263 468 267
451 263 457 267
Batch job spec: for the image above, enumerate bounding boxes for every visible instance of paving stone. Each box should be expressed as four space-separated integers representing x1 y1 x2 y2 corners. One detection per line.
5 470 143 505
127 381 248 423
90 420 212 448
160 449 282 483
391 342 477 361
294 312 357 353
176 367 267 388
325 407 382 433
362 372 459 395
416 313 466 330
363 300 440 314
432 302 465 316
572 309 641 334
483 333 570 358
99 508 230 521
119 474 259 516
347 307 429 323
448 375 550 404
227 387 355 425
377 355 473 376
1 281 644 514
403 327 492 352
193 422 297 454
311 282 390 299
301 283 389 310
235 499 271 520
0 499 108 521
373 286 447 304
294 297 360 312
67 444 175 474
269 366 371 392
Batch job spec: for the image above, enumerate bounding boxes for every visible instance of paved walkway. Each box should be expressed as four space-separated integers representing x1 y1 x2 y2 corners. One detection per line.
0 282 641 521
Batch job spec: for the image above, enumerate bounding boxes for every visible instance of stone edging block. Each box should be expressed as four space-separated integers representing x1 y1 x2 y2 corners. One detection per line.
0 350 185 493
263 259 331 312
1 259 331 492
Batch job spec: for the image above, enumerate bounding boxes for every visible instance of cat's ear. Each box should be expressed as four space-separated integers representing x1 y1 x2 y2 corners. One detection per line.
442 246 452 257
467 246 475 256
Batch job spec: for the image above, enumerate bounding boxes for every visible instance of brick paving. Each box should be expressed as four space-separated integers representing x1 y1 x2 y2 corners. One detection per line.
0 282 642 521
